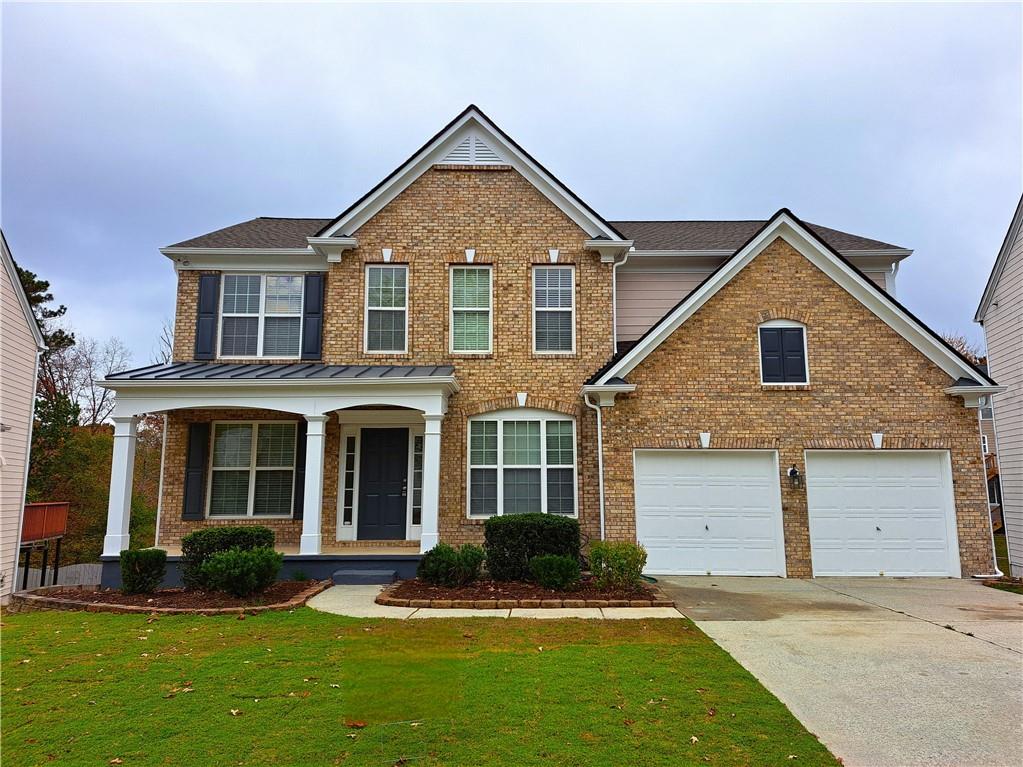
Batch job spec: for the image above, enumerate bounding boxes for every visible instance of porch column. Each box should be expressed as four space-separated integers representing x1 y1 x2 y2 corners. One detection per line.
420 414 443 552
299 415 329 555
102 416 138 557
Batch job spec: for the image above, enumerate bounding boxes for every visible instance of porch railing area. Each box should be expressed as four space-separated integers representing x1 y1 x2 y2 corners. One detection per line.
19 502 69 590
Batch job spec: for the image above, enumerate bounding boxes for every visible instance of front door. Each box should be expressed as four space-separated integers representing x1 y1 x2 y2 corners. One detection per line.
357 428 409 540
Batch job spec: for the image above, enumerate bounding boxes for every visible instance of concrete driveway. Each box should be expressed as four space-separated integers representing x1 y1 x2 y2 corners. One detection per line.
659 577 1023 767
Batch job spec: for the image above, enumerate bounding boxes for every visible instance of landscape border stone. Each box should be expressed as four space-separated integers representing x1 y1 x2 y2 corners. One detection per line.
375 583 676 609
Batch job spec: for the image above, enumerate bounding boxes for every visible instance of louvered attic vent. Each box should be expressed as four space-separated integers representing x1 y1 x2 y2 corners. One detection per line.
439 133 505 165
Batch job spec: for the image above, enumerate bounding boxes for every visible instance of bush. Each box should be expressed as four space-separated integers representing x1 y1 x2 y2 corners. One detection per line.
417 543 485 587
181 526 275 589
528 554 581 591
199 547 283 597
120 548 167 594
484 514 580 581
290 570 310 582
589 541 647 591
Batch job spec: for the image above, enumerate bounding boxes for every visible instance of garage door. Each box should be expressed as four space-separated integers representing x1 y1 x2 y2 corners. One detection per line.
634 450 786 575
805 451 960 577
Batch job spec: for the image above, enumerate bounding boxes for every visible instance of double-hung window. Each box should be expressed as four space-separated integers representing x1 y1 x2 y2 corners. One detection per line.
759 320 808 384
208 422 297 517
468 411 576 517
365 265 408 353
451 266 492 353
220 274 303 357
533 266 574 353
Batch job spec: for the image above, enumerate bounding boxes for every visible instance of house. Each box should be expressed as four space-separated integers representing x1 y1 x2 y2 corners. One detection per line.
1 231 46 602
98 106 1002 584
976 195 1023 577
976 364 1003 530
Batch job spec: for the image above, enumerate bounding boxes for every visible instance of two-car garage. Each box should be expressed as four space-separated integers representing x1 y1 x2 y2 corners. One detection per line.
634 449 961 577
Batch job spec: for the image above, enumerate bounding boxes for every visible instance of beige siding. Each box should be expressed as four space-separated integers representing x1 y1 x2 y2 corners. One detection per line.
984 224 1023 575
1 255 39 601
616 258 890 342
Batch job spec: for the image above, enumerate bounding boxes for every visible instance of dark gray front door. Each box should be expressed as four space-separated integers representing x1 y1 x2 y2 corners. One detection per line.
357 428 409 540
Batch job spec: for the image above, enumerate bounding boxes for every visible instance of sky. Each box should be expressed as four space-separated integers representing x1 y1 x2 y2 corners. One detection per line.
3 1 1021 367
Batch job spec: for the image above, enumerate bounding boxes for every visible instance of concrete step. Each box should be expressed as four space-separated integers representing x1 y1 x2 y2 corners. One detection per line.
332 569 398 585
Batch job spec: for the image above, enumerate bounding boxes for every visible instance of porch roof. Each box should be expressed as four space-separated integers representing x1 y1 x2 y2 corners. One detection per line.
104 361 455 382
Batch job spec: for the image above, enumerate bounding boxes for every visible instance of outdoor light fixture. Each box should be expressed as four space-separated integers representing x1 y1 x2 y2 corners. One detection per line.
787 464 803 489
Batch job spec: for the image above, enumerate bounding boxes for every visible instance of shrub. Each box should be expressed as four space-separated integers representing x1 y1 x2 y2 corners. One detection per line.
120 548 167 594
528 554 581 591
181 526 275 589
589 541 647 591
290 569 310 582
484 514 580 581
417 543 485 587
199 547 283 598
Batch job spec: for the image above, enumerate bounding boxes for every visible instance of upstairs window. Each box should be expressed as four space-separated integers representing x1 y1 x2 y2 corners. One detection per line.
208 422 296 518
451 266 492 353
220 274 303 358
759 320 808 384
533 266 575 353
980 404 994 420
365 265 408 353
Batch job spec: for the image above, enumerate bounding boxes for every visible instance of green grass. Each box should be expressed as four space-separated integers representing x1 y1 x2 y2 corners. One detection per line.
994 531 1013 577
2 609 837 767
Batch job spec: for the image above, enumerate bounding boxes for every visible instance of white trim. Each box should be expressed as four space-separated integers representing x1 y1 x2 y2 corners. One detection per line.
449 265 493 354
161 248 329 273
532 265 576 355
217 273 304 361
1 232 46 350
319 108 624 241
307 237 359 264
594 212 996 388
757 319 809 386
626 247 911 262
943 384 1006 408
363 264 409 355
580 382 636 407
976 194 1023 322
982 434 989 454
205 421 298 520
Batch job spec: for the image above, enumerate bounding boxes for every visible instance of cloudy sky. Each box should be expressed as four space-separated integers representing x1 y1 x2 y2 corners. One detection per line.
3 2 1020 365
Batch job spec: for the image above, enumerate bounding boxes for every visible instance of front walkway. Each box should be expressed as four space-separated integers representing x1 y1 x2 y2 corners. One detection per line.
308 585 684 619
658 576 1023 767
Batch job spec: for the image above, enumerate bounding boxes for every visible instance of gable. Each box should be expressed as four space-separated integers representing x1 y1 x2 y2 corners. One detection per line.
976 193 1023 322
592 209 995 388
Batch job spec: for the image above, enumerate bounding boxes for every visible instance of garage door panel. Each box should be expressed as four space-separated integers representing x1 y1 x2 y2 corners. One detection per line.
806 451 960 578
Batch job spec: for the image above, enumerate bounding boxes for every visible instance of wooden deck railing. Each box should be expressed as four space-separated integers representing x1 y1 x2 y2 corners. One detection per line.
21 502 69 543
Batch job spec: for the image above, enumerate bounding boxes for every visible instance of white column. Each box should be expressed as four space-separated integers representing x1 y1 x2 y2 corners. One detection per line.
419 414 443 553
299 415 329 555
102 416 138 557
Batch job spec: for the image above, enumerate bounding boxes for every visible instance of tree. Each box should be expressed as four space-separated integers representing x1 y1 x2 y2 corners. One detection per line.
941 332 985 366
153 318 174 364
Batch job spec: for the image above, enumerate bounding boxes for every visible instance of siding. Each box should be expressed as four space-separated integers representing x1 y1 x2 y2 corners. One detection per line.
0 253 39 602
984 223 1023 575
616 257 890 342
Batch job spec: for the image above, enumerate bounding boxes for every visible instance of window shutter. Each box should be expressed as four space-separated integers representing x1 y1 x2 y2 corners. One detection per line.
301 274 324 360
781 329 807 383
182 423 210 520
759 328 784 383
194 274 221 360
292 420 307 519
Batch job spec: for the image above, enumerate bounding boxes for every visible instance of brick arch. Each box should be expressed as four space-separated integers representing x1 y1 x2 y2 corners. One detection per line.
459 394 580 418
756 307 813 325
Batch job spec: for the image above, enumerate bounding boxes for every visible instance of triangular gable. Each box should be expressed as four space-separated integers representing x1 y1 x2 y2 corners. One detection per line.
1 230 46 351
315 105 625 241
975 193 1023 322
592 209 996 387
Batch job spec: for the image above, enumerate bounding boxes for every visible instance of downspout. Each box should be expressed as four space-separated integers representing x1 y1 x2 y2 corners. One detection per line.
610 248 633 355
583 393 606 541
977 397 1005 578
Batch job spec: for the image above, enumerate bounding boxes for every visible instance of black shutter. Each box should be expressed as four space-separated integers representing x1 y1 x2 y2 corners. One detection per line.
182 423 210 520
759 328 784 383
292 420 307 519
781 328 807 383
194 274 221 360
301 274 324 360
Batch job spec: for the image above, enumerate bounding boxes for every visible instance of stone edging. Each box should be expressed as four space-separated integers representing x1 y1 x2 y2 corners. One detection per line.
9 580 331 615
375 583 675 609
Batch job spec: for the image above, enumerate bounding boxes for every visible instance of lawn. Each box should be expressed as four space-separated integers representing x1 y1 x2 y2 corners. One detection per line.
2 608 837 767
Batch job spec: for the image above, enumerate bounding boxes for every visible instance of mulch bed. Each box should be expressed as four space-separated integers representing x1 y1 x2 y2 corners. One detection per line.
377 578 675 609
12 580 330 615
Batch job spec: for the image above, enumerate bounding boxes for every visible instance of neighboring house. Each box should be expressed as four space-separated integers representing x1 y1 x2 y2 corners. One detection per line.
0 231 46 602
98 106 1002 583
976 195 1023 576
977 364 1003 529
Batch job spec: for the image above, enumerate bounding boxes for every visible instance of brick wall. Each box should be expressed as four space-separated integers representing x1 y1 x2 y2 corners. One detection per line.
600 237 994 576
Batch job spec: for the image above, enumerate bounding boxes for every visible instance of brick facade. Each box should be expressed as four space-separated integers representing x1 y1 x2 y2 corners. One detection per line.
599 237 994 577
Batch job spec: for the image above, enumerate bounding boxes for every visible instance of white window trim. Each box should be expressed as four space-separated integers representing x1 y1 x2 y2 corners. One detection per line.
363 264 409 355
449 265 493 354
982 434 989 454
758 319 810 386
206 420 297 519
465 408 578 519
532 265 576 355
218 274 304 360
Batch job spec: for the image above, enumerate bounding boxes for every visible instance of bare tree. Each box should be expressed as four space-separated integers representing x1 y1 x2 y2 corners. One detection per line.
152 318 175 364
42 335 133 426
941 332 985 366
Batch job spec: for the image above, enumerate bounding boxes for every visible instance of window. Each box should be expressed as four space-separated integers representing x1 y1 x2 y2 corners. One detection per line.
365 265 408 353
759 320 808 384
341 435 356 526
220 274 303 358
450 266 492 353
980 405 994 420
208 422 296 517
467 411 576 517
982 434 989 454
533 266 574 353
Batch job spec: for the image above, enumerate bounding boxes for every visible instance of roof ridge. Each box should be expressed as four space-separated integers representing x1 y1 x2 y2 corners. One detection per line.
255 216 333 221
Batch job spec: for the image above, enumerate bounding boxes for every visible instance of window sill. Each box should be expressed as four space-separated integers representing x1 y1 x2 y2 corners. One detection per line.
205 516 296 521
760 384 812 392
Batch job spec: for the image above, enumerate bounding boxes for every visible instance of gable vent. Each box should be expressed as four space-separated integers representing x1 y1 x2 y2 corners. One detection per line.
440 132 505 165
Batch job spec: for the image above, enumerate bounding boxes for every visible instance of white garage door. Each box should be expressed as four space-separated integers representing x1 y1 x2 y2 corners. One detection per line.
806 451 961 577
634 450 786 576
